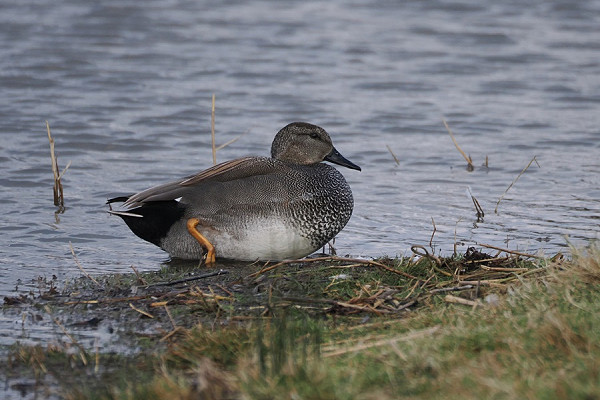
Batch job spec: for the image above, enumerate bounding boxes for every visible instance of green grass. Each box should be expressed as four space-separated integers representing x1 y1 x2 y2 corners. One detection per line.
4 245 600 399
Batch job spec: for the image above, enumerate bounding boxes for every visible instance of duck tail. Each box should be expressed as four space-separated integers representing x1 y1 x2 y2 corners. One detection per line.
107 200 186 247
107 196 131 204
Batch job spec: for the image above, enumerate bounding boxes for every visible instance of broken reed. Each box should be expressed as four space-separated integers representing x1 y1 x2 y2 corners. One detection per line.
443 118 473 171
46 121 65 210
495 155 540 214
441 119 540 218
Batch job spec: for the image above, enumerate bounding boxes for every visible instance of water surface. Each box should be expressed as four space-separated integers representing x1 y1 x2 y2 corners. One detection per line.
1 0 599 345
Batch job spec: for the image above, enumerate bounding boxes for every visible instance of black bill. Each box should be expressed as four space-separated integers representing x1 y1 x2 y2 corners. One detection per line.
325 147 361 171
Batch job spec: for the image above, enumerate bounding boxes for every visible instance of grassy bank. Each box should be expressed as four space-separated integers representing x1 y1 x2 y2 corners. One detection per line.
3 244 600 399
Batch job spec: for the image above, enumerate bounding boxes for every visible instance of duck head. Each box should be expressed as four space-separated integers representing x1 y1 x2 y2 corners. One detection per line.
271 122 361 171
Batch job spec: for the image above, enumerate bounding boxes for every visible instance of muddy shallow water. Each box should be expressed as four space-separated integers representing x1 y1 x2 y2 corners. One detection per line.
1 0 599 360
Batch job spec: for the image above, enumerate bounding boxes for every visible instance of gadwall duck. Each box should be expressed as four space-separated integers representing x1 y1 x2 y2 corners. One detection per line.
107 122 360 263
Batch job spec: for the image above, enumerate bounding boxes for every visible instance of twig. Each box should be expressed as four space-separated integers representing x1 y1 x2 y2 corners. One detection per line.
190 286 232 302
129 303 154 318
65 294 167 305
495 155 540 214
479 265 530 272
216 283 234 297
412 246 453 277
459 267 545 285
208 286 225 311
429 217 436 250
396 299 417 311
130 265 147 285
457 280 504 287
411 245 442 267
478 243 541 259
246 257 340 278
386 145 400 165
69 242 100 287
211 94 216 165
142 269 228 288
429 285 474 294
463 256 510 264
402 280 422 300
281 296 390 314
160 327 183 342
58 160 72 180
164 304 177 330
443 119 473 171
444 294 480 307
215 128 250 151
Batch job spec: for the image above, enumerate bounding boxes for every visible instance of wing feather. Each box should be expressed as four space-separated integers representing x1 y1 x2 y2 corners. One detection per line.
122 157 277 208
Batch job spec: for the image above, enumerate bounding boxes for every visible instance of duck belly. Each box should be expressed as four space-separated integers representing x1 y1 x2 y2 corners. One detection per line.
160 217 318 261
211 219 317 261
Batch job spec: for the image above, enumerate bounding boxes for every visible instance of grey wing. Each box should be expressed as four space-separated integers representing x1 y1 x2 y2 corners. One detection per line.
122 157 277 209
122 178 192 208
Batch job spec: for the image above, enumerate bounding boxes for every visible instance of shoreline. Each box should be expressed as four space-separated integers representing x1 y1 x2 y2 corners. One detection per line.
2 243 598 399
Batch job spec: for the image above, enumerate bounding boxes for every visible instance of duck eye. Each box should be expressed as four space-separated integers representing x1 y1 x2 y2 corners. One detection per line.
309 132 319 139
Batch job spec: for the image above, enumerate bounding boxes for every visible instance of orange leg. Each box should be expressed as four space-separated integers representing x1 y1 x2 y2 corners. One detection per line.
186 218 216 265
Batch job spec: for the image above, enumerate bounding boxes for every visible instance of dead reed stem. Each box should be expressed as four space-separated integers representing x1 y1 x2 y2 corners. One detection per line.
429 285 475 294
129 303 154 318
495 155 540 214
46 121 65 209
281 296 389 314
467 186 484 220
142 269 228 288
211 94 216 165
164 304 177 330
429 217 437 250
444 294 479 307
69 242 101 286
216 136 239 151
443 118 473 171
411 245 443 267
386 145 400 165
216 129 249 151
130 265 148 285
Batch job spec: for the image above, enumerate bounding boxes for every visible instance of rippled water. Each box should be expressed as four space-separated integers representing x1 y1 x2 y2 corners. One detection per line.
1 0 599 349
